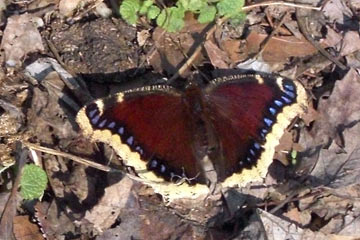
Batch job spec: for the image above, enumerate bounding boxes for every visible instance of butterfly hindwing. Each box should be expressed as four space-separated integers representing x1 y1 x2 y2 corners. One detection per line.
204 74 307 186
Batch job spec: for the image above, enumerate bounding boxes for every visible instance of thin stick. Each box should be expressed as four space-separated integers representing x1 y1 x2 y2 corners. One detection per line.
23 142 112 172
255 11 289 59
296 8 347 70
242 1 321 11
23 142 172 186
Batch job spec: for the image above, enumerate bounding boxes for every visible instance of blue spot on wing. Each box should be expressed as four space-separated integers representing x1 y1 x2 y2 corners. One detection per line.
274 100 283 107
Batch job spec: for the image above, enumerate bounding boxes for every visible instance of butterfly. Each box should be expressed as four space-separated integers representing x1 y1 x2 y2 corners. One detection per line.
76 73 307 202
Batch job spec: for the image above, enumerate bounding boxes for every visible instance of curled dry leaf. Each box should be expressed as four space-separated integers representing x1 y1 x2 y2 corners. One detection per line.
204 40 230 69
13 216 45 240
245 32 318 63
340 31 360 57
59 0 82 16
256 209 328 240
300 69 360 187
83 177 134 234
1 14 44 68
34 200 76 239
322 0 353 25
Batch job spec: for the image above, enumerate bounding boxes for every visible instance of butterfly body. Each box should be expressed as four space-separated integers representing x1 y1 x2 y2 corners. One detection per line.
76 73 307 201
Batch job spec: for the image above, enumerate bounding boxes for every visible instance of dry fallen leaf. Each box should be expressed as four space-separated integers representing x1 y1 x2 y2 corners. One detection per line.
300 69 360 187
34 200 76 239
258 208 329 240
59 0 82 16
1 14 44 68
340 31 360 56
322 0 353 25
245 32 318 63
221 39 245 63
83 176 134 234
283 207 312 227
13 216 45 240
204 40 230 69
150 13 207 76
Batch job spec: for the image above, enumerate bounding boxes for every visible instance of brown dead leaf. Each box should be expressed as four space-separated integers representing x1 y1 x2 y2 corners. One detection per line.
245 32 318 63
13 216 44 240
35 200 75 240
259 208 359 240
301 102 319 126
137 29 150 47
340 31 360 56
83 176 134 234
150 13 207 76
221 39 245 63
298 69 360 187
322 0 353 25
97 195 206 240
321 213 360 238
257 209 326 240
274 130 295 165
27 66 78 144
322 27 342 48
315 68 360 140
204 40 229 69
298 186 360 237
311 194 351 221
1 14 44 68
283 207 312 227
59 0 82 16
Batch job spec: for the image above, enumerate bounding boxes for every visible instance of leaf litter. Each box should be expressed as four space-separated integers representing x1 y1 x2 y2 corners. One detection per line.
0 0 360 239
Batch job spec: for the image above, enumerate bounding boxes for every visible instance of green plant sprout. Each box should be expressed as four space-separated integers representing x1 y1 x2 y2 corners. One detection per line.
120 0 246 32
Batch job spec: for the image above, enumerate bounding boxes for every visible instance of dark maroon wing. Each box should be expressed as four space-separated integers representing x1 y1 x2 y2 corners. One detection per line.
77 86 204 184
204 74 302 182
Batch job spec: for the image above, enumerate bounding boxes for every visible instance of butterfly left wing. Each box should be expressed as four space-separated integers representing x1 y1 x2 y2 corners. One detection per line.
76 85 210 201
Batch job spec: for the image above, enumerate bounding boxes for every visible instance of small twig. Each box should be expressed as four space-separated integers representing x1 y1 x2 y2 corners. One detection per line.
296 8 348 70
23 142 168 186
45 38 66 68
0 143 28 239
255 189 322 213
23 142 112 172
69 0 104 23
254 11 289 59
133 29 168 76
169 1 320 83
45 39 93 104
168 21 217 83
242 1 321 11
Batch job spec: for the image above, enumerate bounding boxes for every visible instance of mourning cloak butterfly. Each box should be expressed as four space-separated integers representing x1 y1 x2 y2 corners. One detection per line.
76 73 307 201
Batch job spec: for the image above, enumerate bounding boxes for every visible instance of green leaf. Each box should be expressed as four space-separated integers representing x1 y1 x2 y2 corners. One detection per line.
198 5 216 23
119 0 141 25
188 0 207 12
291 150 298 165
139 0 154 15
147 5 160 20
156 7 185 32
156 9 166 26
229 11 246 25
20 164 48 200
177 0 207 12
177 0 189 10
217 0 245 17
